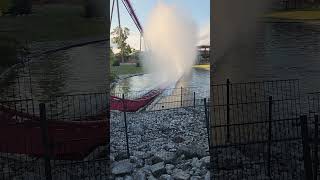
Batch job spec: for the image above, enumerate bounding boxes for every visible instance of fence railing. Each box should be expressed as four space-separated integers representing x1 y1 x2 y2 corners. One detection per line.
111 87 208 111
0 92 110 180
208 79 305 179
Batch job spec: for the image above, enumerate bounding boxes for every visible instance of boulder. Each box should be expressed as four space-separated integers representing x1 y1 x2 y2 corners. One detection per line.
150 162 166 177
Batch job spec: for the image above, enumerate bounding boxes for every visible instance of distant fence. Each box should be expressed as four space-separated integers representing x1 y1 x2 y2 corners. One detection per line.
111 86 208 111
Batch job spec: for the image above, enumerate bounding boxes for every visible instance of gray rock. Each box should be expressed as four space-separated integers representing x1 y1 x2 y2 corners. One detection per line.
200 156 210 165
191 158 201 168
154 150 176 163
112 159 134 175
165 164 175 172
134 151 152 159
159 174 174 180
204 171 210 180
190 176 201 180
115 152 129 161
172 169 191 180
133 170 147 180
125 175 134 180
150 162 166 177
177 145 206 159
147 175 158 180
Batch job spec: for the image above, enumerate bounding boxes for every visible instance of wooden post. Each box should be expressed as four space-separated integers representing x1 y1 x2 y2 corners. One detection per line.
122 94 130 158
39 103 52 180
301 115 313 180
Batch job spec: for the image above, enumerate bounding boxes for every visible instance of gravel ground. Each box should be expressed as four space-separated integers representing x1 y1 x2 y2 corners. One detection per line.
110 106 211 179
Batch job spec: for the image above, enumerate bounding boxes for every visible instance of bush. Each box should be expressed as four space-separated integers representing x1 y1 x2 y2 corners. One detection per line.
9 0 32 15
112 60 120 66
0 0 11 15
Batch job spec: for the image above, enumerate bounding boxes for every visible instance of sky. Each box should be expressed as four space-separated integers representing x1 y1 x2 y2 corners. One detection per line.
110 0 210 51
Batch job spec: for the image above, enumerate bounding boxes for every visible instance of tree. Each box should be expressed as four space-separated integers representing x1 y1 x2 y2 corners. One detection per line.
0 0 10 15
111 26 132 63
9 0 32 15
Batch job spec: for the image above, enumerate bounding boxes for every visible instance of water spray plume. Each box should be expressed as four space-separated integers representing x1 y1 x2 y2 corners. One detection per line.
142 2 198 87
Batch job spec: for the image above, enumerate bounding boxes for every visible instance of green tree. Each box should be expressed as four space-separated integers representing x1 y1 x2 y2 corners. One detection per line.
9 0 32 15
111 26 132 62
0 0 11 15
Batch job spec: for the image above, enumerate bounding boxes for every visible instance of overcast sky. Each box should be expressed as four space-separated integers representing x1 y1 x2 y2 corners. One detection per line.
110 0 210 51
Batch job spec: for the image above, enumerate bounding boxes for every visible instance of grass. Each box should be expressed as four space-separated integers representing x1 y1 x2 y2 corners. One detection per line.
0 4 107 43
193 64 210 71
264 9 320 20
111 65 144 76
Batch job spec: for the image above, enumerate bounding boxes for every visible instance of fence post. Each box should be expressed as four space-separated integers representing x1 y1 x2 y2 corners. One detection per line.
313 114 319 180
181 87 183 107
122 94 130 158
226 79 230 143
193 92 196 108
301 115 313 180
204 98 211 154
39 103 52 180
267 96 272 178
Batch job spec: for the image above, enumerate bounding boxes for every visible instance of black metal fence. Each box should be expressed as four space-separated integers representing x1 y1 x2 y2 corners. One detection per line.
208 79 305 179
0 92 110 180
111 86 208 111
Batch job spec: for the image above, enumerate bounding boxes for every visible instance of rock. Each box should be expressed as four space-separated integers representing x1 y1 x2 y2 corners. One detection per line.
112 159 134 175
115 152 129 161
147 175 158 180
154 150 176 163
150 162 166 177
177 145 207 159
134 151 152 159
130 156 144 168
133 170 147 180
172 169 191 180
125 175 134 180
200 156 210 165
150 156 163 164
190 176 201 180
191 157 201 168
165 164 175 174
159 174 174 180
172 136 185 143
204 171 210 180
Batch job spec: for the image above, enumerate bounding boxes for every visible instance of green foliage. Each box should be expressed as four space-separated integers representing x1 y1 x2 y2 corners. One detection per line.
112 60 120 66
0 0 11 15
111 26 133 58
9 0 32 15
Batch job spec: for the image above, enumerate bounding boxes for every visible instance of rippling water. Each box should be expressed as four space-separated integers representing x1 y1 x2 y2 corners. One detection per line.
0 42 108 102
212 22 320 94
1 22 320 102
